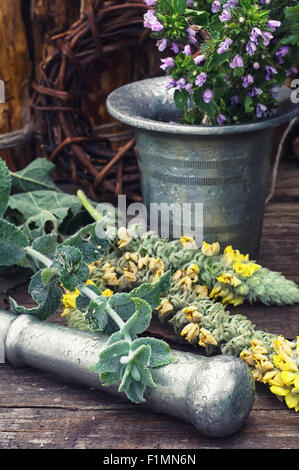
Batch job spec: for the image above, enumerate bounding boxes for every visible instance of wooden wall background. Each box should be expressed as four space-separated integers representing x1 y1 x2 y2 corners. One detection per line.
0 0 298 175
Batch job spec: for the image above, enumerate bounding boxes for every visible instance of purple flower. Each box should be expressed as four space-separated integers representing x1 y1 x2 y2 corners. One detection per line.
219 10 232 22
144 10 164 32
242 74 254 88
144 0 157 5
231 95 239 106
265 65 278 81
217 38 233 54
203 89 214 103
217 114 227 125
286 67 298 77
211 1 221 13
183 44 192 56
185 83 194 94
176 78 186 90
224 0 239 8
187 26 198 45
194 54 206 65
249 87 262 97
253 62 260 70
195 72 207 87
171 42 180 54
250 27 262 44
268 20 281 31
156 38 167 52
246 41 257 57
165 78 176 90
261 31 273 46
256 103 268 118
275 46 289 64
160 57 175 71
230 54 244 69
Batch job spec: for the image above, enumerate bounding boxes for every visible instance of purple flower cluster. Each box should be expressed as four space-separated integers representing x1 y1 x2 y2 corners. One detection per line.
143 9 163 32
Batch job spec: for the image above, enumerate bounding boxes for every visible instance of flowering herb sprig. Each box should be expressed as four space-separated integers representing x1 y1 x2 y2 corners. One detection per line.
144 0 299 125
0 159 174 404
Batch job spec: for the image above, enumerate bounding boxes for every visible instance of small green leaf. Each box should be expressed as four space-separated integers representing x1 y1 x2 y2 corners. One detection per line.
125 380 146 404
9 270 62 320
87 300 109 331
244 95 253 113
121 298 152 338
52 245 90 291
0 219 28 266
130 271 171 310
130 344 151 367
131 337 174 368
91 341 130 375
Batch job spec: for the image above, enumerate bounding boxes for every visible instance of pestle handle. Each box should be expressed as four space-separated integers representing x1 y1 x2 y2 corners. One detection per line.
0 312 255 437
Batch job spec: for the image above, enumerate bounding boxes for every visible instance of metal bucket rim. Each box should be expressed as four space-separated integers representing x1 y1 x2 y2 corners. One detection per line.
106 76 299 136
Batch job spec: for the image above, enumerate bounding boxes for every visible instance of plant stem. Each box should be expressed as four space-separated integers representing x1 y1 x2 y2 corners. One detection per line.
25 247 53 268
25 244 130 341
79 285 126 332
77 190 102 222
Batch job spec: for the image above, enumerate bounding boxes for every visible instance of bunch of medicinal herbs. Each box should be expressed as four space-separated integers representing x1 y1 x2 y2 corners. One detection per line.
62 220 299 412
143 0 299 125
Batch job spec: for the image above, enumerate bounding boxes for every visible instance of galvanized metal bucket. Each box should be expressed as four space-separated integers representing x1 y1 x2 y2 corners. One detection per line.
106 77 299 258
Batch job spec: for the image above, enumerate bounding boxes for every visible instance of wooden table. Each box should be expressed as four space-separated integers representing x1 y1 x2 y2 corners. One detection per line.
0 160 299 450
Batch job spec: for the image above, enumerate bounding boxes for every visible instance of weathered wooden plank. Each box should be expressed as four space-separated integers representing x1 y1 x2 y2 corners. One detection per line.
0 364 298 450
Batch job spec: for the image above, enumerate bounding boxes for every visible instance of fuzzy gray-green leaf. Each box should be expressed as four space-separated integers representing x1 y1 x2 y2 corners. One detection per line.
0 219 28 266
9 270 62 320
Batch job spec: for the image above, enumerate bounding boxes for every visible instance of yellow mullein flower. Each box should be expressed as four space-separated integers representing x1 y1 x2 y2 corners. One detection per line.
233 262 261 277
216 273 242 287
89 264 96 276
273 352 298 372
193 284 209 300
157 298 174 317
180 235 196 249
103 271 120 286
102 289 114 297
251 339 268 355
172 269 185 282
273 336 295 357
223 245 250 266
280 371 298 387
198 327 217 348
122 270 137 283
177 275 193 291
263 370 278 384
285 393 299 411
181 323 200 343
118 227 131 248
270 385 290 397
201 241 220 257
240 349 256 367
62 288 80 309
183 306 203 322
186 264 199 282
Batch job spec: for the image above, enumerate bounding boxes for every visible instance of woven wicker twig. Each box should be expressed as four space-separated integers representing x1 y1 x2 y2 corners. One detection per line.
31 0 156 202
